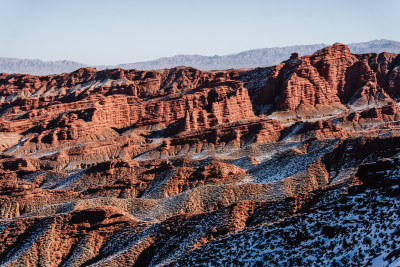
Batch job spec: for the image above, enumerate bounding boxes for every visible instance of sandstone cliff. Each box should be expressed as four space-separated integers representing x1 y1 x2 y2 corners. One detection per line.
0 44 400 266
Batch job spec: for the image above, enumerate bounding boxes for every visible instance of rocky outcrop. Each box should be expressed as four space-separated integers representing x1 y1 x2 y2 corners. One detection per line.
257 43 400 114
0 44 400 266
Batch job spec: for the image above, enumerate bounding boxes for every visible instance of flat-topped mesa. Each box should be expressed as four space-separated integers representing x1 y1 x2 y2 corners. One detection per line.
88 81 255 133
0 66 248 103
0 66 257 135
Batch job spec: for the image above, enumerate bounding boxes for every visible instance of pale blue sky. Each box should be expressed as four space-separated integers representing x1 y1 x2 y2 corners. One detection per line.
1 0 399 65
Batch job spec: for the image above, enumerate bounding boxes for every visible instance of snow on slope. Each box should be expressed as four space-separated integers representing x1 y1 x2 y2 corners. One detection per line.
170 184 400 266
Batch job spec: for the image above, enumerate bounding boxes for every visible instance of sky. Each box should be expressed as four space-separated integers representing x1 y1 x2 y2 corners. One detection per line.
1 0 400 65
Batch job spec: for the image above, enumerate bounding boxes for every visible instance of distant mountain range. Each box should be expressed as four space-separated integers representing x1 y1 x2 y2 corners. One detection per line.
0 57 87 75
1 39 400 75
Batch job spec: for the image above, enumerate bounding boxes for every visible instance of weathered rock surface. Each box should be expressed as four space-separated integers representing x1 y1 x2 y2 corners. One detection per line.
0 44 400 266
257 43 400 113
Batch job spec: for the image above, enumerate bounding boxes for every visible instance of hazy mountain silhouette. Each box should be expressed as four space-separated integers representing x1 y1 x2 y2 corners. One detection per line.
1 39 399 75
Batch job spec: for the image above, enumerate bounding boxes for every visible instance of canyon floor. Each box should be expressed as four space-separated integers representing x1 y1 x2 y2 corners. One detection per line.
0 43 400 266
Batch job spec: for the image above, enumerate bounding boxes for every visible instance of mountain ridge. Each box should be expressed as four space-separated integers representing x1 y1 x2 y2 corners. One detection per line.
2 39 400 75
0 43 400 265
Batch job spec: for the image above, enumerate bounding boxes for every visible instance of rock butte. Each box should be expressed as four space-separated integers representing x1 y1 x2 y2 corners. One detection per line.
0 44 400 266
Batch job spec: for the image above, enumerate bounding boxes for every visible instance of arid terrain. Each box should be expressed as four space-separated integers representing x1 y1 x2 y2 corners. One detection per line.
0 43 400 266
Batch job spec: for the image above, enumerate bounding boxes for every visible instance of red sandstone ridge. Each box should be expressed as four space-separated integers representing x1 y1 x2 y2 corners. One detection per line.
257 43 400 113
0 44 399 266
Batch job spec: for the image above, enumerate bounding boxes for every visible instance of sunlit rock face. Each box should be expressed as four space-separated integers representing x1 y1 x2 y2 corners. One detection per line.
0 44 400 266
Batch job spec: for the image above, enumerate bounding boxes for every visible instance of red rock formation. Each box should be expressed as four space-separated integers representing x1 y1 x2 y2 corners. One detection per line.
0 44 399 266
257 43 400 113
